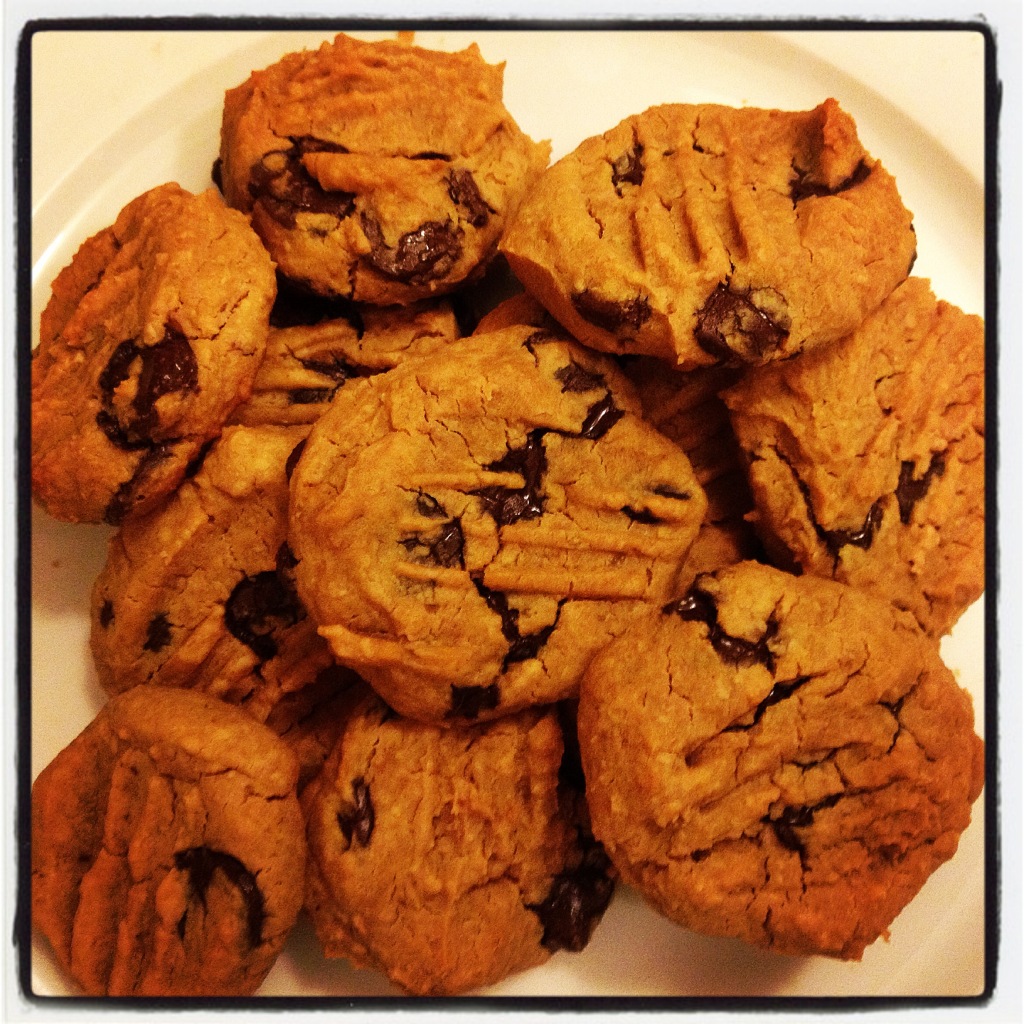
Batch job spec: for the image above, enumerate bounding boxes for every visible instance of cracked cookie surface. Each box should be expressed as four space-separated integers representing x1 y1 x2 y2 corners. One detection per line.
90 424 335 722
500 99 916 368
31 685 306 996
218 33 549 305
301 686 614 995
722 277 984 637
577 560 984 960
31 183 276 524
288 325 707 721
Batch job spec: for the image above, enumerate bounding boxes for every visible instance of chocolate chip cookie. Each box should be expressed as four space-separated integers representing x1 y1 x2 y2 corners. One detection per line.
501 99 916 368
577 561 984 960
288 325 707 722
32 183 276 525
31 685 306 996
218 32 549 305
90 423 335 722
722 277 985 636
301 688 614 995
230 292 460 427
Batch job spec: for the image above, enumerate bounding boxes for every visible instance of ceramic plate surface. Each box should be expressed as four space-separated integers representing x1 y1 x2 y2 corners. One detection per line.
28 25 988 1002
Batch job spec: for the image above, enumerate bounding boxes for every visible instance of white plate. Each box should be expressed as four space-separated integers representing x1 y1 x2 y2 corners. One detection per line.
28 25 989 1003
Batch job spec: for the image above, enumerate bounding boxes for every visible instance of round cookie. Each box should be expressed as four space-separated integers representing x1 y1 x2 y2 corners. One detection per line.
230 295 460 428
501 99 916 369
32 183 276 524
90 423 335 722
577 561 985 961
301 688 614 995
288 325 708 722
31 685 306 996
721 277 985 637
218 32 550 305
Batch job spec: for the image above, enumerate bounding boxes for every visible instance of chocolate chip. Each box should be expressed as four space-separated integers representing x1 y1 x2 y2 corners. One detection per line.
610 142 645 195
665 584 777 671
763 793 843 857
471 576 563 671
448 682 501 719
142 612 172 653
285 440 306 481
429 519 465 569
249 138 356 228
554 361 606 394
211 156 223 192
103 443 174 525
790 159 871 203
447 167 493 228
98 600 114 628
472 429 547 526
415 493 447 519
572 289 651 335
224 565 304 661
97 325 198 446
895 454 945 524
724 675 810 733
653 485 692 501
575 393 624 441
361 215 462 284
528 838 615 953
695 284 789 363
337 777 375 848
174 846 265 948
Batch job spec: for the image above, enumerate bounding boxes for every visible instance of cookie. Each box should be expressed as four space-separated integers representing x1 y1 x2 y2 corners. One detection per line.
577 561 984 960
288 325 707 722
501 99 916 368
230 294 460 427
31 183 276 524
90 423 335 722
301 688 614 995
31 685 306 996
722 277 985 637
218 32 549 305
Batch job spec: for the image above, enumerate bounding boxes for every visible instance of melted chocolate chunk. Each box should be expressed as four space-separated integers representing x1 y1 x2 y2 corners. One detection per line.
97 325 198 446
724 675 810 732
790 159 871 203
447 167 493 228
211 156 223 192
653 485 692 501
665 584 777 672
285 440 306 481
528 838 615 952
575 393 625 441
772 445 885 561
554 361 606 394
415 493 448 519
98 599 114 628
695 284 788 363
471 576 562 671
224 563 305 661
249 137 355 228
337 777 375 847
289 387 334 405
611 142 645 195
143 612 172 653
361 216 462 284
572 289 651 335
184 438 217 480
429 518 465 569
895 454 945 524
763 793 843 855
449 682 501 719
174 847 265 948
472 429 547 526
103 443 174 526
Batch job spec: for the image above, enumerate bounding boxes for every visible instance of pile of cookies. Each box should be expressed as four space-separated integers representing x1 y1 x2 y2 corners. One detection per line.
30 32 985 997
